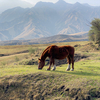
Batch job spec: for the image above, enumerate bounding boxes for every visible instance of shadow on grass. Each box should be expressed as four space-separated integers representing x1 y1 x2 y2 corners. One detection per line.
53 70 100 77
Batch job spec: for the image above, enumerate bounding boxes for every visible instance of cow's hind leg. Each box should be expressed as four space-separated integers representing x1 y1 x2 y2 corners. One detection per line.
66 55 71 71
71 55 74 71
52 59 56 71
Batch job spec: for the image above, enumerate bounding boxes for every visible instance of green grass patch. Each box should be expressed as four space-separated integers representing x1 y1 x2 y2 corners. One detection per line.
0 65 38 77
0 59 100 81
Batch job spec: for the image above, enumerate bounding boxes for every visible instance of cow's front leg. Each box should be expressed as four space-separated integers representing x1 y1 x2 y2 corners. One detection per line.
47 62 52 70
47 58 53 70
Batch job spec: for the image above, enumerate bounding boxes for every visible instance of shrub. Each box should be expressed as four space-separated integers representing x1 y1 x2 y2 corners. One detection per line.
15 56 19 62
29 47 35 55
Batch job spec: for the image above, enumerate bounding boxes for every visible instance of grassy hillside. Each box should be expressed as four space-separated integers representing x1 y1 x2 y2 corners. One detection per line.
0 41 100 100
0 33 88 45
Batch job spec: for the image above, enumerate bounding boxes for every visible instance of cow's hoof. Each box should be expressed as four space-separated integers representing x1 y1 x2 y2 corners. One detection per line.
52 68 56 71
47 68 50 71
66 68 70 71
71 68 74 71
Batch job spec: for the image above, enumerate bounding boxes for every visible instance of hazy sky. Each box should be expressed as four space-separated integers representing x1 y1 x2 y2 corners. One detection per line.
23 0 100 6
0 0 100 14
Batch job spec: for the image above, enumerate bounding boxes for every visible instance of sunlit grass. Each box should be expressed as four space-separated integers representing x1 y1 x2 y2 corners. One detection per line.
66 60 100 80
1 59 100 81
42 60 100 80
0 65 38 77
0 56 100 89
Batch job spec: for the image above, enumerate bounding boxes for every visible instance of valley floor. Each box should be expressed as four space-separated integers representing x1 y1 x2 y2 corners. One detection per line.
0 41 100 100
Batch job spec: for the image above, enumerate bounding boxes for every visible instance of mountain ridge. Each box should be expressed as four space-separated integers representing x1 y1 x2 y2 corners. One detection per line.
0 0 33 14
0 0 100 41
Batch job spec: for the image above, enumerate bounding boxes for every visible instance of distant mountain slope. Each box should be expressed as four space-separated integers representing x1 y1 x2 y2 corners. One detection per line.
0 0 100 41
0 32 88 45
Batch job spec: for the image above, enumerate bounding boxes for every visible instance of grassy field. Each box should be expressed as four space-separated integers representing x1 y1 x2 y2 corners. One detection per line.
0 41 100 100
